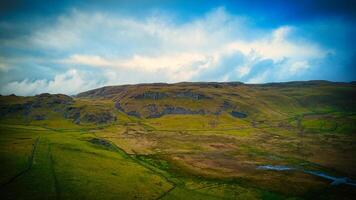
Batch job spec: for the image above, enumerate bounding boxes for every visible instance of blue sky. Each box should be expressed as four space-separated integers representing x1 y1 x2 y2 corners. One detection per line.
0 0 355 95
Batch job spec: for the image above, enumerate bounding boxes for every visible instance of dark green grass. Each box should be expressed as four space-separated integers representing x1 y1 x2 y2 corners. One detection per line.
0 125 172 199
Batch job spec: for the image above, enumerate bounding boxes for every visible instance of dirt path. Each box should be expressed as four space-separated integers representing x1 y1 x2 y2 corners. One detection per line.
0 137 40 189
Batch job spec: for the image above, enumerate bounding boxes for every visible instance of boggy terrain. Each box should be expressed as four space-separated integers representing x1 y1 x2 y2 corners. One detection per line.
0 80 356 199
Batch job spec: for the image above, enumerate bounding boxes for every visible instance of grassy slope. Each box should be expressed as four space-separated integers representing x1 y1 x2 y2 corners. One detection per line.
1 81 356 199
0 124 172 200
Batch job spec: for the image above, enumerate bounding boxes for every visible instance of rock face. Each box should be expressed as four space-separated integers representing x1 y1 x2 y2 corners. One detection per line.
134 91 168 100
230 111 248 118
115 102 208 118
33 93 73 107
214 101 235 115
145 105 205 118
64 106 81 124
133 91 210 100
126 111 141 118
114 102 124 112
113 89 214 118
0 93 73 117
0 93 117 125
64 106 116 124
114 99 243 119
81 112 116 124
0 103 32 116
174 91 210 100
161 106 205 116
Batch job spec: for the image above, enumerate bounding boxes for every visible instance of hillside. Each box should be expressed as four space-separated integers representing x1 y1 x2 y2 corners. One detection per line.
77 80 356 121
0 81 356 199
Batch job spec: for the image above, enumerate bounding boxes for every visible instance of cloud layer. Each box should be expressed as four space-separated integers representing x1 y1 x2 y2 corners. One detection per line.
0 6 351 96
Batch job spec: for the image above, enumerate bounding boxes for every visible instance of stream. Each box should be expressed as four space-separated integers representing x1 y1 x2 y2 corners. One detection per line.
257 165 356 187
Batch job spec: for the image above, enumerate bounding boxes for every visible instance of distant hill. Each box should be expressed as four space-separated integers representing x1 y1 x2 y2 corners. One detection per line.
76 80 356 119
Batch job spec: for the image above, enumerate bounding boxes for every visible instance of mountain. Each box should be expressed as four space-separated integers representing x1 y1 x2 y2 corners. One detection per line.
0 81 356 199
76 81 356 120
2 80 355 125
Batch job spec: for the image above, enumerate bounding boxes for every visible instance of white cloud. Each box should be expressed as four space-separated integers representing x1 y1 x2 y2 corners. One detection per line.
63 55 112 67
288 61 310 75
247 71 270 83
236 65 251 78
0 7 331 94
224 26 325 61
0 69 103 96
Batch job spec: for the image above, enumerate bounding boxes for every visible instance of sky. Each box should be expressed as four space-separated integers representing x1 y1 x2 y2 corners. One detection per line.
0 0 355 96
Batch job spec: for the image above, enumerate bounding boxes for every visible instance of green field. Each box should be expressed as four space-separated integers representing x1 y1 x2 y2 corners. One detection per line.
1 81 356 199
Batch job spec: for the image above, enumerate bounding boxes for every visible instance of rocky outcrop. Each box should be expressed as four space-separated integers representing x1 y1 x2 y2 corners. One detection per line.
64 106 116 124
115 102 207 118
162 106 205 115
214 101 235 115
230 111 247 118
64 106 81 124
0 93 74 121
146 104 205 118
133 91 210 100
145 104 159 117
81 112 116 124
126 111 141 118
33 93 73 107
114 102 125 112
134 91 168 100
115 101 141 118
174 91 210 100
0 103 32 116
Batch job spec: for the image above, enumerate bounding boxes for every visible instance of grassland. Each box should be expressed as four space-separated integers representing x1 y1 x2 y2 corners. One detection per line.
0 81 355 199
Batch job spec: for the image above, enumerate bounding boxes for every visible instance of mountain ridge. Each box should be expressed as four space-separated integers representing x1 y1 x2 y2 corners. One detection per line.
1 80 355 124
76 80 355 98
